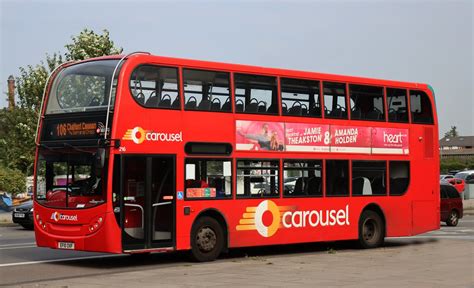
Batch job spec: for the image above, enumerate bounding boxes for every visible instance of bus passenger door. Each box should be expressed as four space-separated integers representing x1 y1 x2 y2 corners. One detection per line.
121 155 175 251
149 156 174 248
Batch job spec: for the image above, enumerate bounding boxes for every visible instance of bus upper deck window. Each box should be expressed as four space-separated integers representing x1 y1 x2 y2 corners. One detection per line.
281 78 321 118
387 88 409 123
349 85 385 121
323 82 348 119
130 65 180 109
410 90 434 124
234 74 278 115
183 69 231 112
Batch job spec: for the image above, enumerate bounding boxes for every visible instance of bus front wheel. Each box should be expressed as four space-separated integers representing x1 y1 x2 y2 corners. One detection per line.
190 216 224 262
358 210 384 249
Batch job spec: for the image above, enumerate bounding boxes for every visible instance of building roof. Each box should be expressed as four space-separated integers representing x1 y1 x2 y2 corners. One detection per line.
439 136 474 147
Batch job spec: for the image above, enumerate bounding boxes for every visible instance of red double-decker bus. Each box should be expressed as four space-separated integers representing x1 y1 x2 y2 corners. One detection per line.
33 52 439 261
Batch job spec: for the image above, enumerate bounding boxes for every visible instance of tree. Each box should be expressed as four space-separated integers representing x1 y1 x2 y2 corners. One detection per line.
0 53 62 173
0 166 26 195
444 126 459 138
65 29 123 61
0 29 122 177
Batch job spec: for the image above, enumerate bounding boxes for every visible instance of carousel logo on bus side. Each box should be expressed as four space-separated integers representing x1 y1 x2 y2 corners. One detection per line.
51 212 78 222
236 200 350 238
122 127 183 144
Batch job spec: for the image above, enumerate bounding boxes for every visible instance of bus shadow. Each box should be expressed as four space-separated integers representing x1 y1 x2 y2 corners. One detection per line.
224 238 438 260
55 237 438 270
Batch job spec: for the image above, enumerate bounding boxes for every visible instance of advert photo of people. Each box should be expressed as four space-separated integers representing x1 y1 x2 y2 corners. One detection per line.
236 121 285 151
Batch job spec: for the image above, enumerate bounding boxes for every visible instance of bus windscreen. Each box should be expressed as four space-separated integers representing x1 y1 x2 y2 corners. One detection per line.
45 60 119 114
35 149 107 208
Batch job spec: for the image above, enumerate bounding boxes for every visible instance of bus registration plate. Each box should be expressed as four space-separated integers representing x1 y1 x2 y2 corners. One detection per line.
58 242 75 250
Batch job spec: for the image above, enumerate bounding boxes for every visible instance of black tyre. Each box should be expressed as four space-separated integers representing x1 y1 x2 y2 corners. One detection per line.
358 210 384 249
190 216 224 262
446 210 459 227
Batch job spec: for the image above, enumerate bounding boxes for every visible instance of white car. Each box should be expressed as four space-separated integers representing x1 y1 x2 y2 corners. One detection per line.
454 170 474 183
440 174 454 181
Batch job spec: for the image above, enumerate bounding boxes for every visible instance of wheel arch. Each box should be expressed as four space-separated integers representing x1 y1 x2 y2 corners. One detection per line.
192 208 229 251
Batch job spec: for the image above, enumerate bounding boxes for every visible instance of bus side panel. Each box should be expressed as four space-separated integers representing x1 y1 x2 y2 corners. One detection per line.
412 201 439 235
382 200 412 237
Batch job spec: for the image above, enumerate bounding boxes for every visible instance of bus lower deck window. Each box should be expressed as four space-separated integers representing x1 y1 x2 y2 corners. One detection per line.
185 159 232 199
236 160 279 198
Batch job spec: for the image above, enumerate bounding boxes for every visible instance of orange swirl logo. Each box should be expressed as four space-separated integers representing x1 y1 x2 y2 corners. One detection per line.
123 127 146 144
236 200 350 238
236 200 294 237
51 211 60 222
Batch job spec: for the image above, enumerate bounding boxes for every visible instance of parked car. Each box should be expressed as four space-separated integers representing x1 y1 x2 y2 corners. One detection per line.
439 174 454 181
454 170 474 184
440 184 463 226
12 200 34 230
443 178 465 193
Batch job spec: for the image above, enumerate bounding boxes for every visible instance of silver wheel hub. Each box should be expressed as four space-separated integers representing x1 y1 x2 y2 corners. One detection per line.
196 227 217 252
363 219 377 242
450 212 458 223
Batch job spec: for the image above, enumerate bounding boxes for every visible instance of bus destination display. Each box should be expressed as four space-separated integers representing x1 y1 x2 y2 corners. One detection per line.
42 117 105 141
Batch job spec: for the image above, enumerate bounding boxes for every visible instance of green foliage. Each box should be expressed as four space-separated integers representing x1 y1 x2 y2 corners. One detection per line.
444 126 459 138
15 53 63 111
65 29 123 61
440 157 474 173
0 28 122 176
0 166 26 195
0 107 37 173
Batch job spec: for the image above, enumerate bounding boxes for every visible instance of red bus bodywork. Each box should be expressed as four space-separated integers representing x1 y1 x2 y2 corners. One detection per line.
34 53 439 254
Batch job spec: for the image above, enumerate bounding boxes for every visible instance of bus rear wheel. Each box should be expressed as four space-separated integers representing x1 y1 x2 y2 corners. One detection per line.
190 216 224 262
358 210 384 249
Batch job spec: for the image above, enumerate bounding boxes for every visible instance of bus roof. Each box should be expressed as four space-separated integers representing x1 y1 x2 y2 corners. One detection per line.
77 52 429 91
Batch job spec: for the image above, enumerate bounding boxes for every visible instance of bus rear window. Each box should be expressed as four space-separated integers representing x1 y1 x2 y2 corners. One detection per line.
410 90 434 124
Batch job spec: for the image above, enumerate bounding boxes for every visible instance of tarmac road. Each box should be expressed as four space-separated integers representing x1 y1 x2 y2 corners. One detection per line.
0 216 473 287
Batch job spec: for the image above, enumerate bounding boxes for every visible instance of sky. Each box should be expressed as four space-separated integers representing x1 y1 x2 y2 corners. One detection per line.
1 0 472 136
